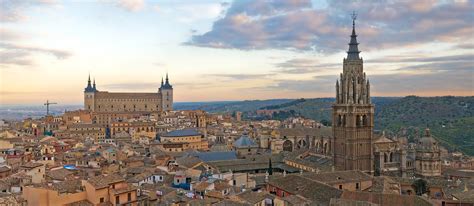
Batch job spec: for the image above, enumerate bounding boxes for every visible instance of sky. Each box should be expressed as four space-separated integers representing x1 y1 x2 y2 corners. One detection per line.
0 0 473 105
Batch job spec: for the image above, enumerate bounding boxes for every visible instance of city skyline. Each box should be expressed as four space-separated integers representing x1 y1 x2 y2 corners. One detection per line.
1 0 473 105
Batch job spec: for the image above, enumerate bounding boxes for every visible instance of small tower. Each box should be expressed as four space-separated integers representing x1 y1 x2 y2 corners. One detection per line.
159 73 173 111
84 74 96 111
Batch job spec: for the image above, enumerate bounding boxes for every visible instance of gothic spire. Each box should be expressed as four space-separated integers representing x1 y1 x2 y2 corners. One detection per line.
84 74 94 92
161 77 164 87
347 11 360 60
162 73 173 89
93 78 97 91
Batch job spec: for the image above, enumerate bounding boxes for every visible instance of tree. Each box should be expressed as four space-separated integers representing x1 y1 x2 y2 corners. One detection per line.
268 158 273 175
412 178 428 196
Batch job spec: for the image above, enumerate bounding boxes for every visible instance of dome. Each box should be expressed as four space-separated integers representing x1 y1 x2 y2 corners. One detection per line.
233 134 257 148
417 128 439 151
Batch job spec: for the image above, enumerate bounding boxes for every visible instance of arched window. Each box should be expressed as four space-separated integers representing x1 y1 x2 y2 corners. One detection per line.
384 153 388 163
389 152 393 162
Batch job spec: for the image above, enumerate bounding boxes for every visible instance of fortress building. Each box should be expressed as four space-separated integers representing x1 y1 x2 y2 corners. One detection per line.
332 14 374 174
84 74 173 112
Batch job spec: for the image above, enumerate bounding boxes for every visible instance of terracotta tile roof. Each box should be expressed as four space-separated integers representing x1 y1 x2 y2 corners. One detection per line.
236 190 275 204
268 174 343 205
301 170 373 185
20 162 43 169
340 191 433 206
87 174 124 189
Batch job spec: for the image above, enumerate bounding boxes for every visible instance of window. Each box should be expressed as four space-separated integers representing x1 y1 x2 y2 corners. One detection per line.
116 196 120 204
128 193 131 201
339 185 343 189
100 198 104 203
356 183 360 190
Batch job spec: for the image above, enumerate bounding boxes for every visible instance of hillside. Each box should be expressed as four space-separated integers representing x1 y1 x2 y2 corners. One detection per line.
175 96 474 155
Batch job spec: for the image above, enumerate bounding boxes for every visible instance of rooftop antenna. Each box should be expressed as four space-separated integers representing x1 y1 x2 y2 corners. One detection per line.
44 100 57 116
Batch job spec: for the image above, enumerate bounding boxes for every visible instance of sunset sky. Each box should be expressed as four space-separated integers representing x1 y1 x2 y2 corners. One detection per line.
1 0 473 105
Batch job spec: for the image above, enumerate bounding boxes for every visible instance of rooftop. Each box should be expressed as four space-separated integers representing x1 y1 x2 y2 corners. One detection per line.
162 128 201 137
87 174 125 189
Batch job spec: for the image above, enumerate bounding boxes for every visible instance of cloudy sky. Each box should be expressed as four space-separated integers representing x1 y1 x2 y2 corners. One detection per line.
0 0 473 104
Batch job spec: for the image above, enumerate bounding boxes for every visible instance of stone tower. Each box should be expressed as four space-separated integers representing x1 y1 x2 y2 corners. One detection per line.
84 74 97 111
332 14 374 174
160 73 173 111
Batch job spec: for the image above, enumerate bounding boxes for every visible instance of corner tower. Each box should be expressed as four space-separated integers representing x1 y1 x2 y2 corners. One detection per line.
84 74 97 111
159 73 173 111
332 13 374 174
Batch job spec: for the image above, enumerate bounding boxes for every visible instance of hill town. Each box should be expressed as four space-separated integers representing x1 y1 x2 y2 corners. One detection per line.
0 15 473 206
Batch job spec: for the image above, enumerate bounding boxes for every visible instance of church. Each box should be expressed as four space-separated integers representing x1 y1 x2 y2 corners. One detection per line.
83 74 173 113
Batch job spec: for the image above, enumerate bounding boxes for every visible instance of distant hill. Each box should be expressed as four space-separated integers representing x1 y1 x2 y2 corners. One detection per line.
176 96 474 155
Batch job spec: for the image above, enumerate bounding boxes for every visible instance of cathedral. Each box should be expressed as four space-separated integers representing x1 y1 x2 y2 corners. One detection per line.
84 74 173 113
332 14 374 174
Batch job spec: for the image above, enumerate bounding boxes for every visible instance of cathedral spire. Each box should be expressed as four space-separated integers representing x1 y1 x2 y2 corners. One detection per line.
165 73 169 84
161 77 164 87
347 11 360 60
93 78 97 91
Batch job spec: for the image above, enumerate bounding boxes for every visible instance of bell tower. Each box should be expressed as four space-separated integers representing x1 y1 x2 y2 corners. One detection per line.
332 12 374 174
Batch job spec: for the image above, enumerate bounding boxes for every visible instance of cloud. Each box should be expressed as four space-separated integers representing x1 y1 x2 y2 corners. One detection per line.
455 43 474 50
186 0 473 52
367 54 474 64
0 42 71 67
0 28 24 41
275 58 340 74
370 70 473 94
0 0 57 22
207 73 274 80
0 50 33 66
260 75 335 92
117 0 145 12
254 69 473 96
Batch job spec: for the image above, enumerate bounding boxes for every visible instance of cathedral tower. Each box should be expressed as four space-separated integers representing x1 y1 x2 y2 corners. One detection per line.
332 13 374 174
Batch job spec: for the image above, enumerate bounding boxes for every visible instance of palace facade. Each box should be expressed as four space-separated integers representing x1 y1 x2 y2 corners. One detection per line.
83 74 173 113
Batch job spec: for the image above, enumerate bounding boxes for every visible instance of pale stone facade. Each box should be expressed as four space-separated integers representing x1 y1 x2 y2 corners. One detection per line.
373 132 409 177
332 17 374 174
84 74 173 113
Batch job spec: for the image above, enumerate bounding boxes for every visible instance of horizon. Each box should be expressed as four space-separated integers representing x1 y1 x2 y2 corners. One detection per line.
1 95 473 107
1 0 473 104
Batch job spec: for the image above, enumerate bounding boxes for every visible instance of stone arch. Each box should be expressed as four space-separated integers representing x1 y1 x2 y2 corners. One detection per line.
316 140 322 151
283 140 293 152
363 115 368 126
296 138 308 149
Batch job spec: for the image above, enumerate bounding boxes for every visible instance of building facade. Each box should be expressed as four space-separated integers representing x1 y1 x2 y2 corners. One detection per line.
332 16 374 173
84 74 173 112
415 128 442 177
